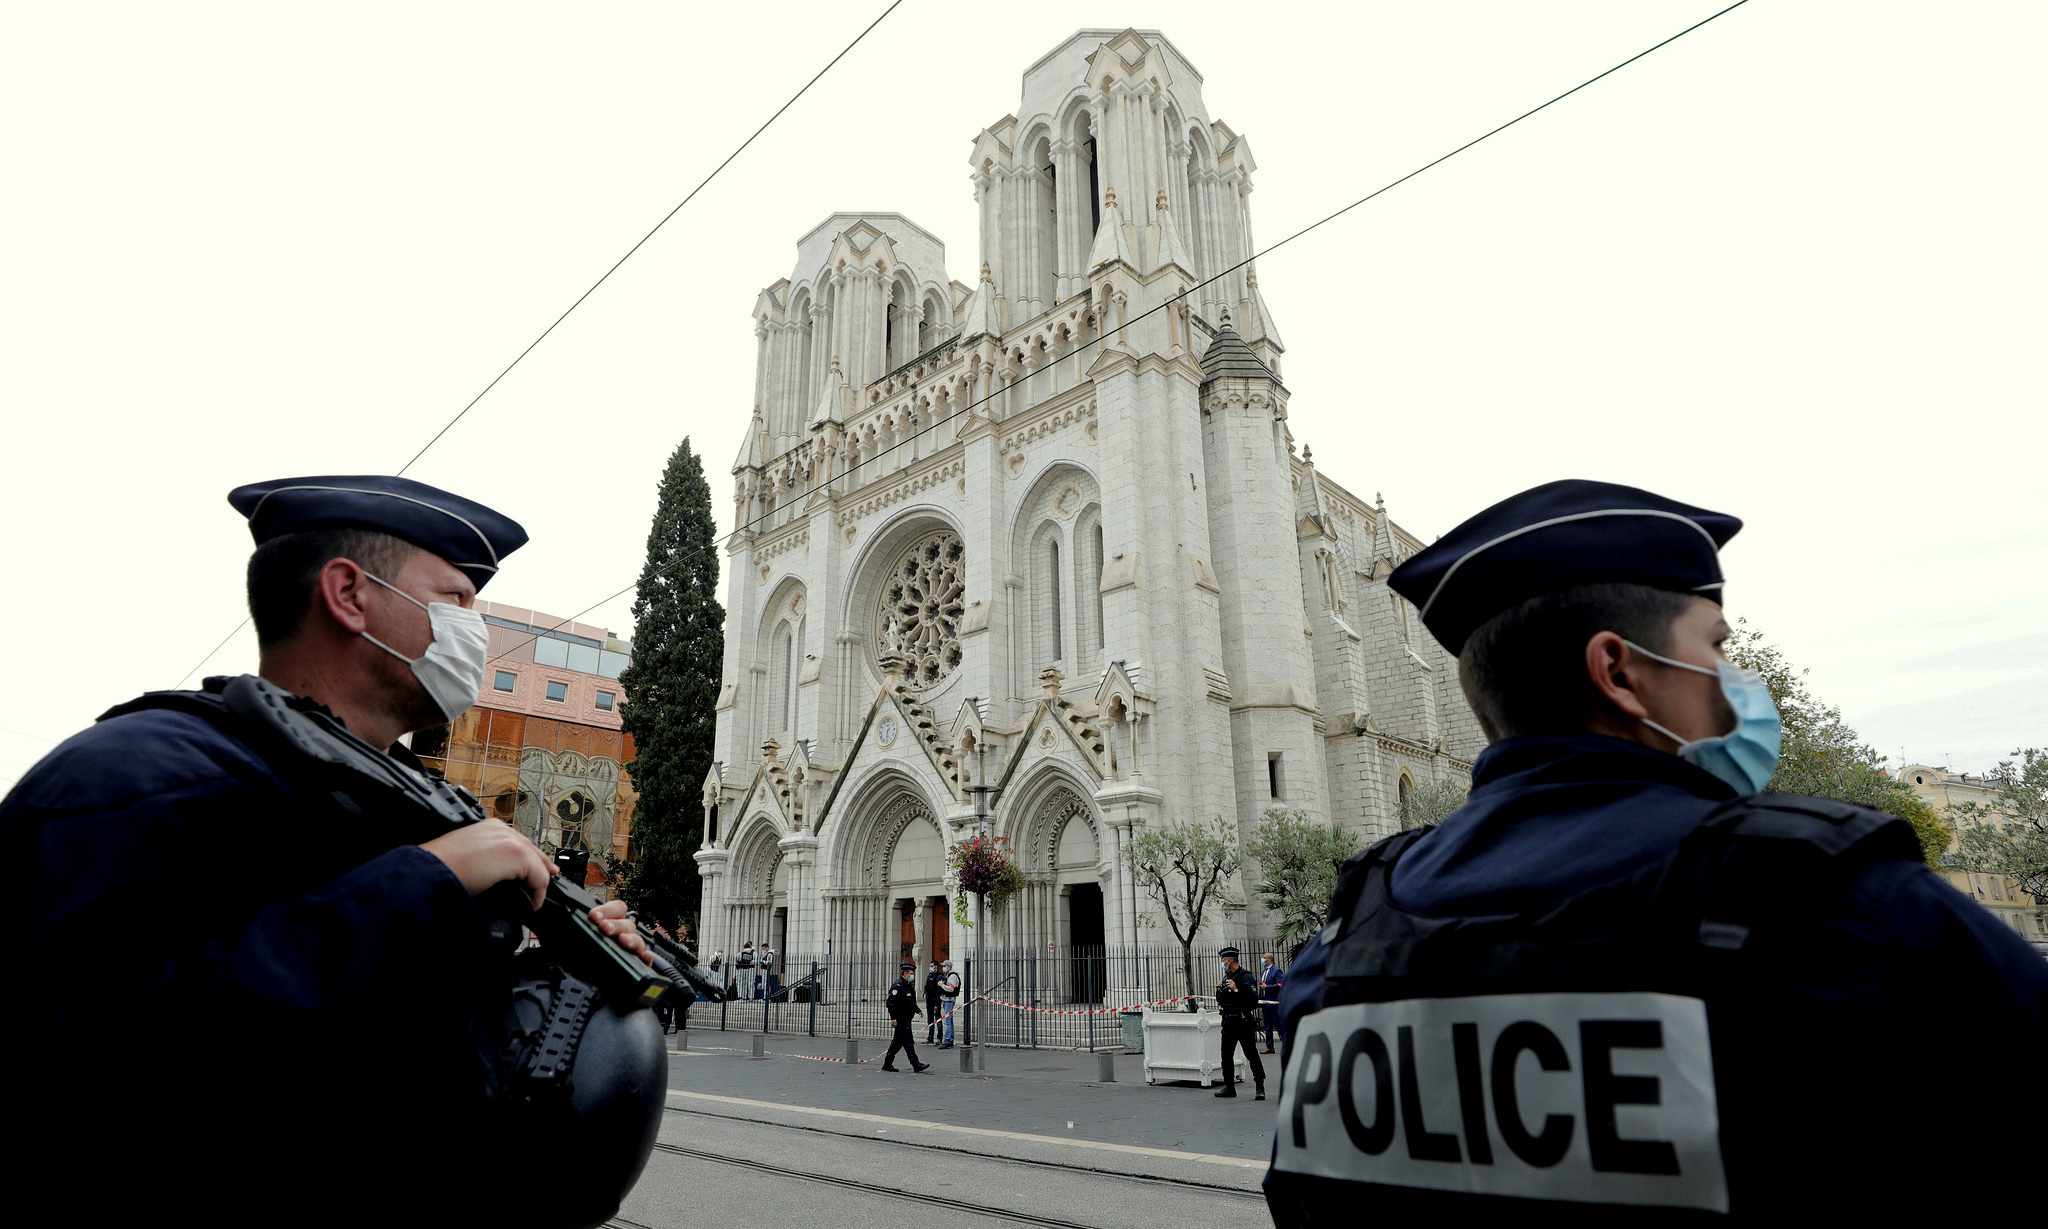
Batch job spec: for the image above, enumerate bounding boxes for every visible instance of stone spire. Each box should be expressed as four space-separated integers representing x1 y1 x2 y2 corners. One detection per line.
1149 188 1194 275
959 262 1001 340
1085 186 1140 273
808 355 848 429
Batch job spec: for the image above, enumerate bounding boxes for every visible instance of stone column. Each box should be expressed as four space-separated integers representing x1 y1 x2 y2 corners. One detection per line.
751 319 771 435
870 268 888 386
821 278 844 397
779 834 819 955
1109 85 1133 218
973 169 997 299
1138 86 1163 221
694 847 731 964
1049 140 1073 302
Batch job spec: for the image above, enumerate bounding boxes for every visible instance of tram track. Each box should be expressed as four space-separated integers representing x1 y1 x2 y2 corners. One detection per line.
628 1139 1229 1229
660 1101 1268 1199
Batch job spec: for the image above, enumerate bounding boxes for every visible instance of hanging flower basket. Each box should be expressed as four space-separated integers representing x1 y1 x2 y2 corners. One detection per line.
948 834 1025 926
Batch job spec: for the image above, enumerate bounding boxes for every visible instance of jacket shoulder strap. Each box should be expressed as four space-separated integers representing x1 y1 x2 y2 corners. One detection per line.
1696 792 1922 859
1324 828 1429 947
1651 792 1922 962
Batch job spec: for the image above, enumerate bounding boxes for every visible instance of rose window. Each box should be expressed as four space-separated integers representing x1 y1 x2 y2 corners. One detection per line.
876 531 966 691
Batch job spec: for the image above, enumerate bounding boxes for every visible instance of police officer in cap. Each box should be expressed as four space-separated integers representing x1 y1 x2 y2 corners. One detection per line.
3 476 654 1225
1265 480 2047 1222
1213 946 1266 1100
883 961 931 1072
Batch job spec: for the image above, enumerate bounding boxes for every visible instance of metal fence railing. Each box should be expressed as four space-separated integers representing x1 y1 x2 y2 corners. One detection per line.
693 941 1294 1051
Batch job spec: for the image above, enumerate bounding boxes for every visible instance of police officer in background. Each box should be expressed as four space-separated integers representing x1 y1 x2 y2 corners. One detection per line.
3 476 653 1226
1214 946 1266 1100
882 961 931 1072
1265 480 2047 1223
924 960 945 1044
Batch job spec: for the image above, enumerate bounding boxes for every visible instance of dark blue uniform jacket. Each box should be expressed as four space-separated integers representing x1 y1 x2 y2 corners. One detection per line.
4 701 509 1223
1282 735 2047 1039
1269 736 2047 1214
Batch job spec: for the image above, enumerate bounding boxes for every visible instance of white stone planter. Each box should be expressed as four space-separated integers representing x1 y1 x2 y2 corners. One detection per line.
1141 999 1248 1087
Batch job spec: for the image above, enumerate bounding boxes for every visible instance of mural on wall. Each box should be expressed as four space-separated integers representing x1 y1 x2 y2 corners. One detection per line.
413 707 639 882
517 747 622 856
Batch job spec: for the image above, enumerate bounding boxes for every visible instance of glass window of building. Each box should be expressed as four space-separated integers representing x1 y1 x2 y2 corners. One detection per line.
595 691 615 712
535 637 570 668
492 670 516 693
598 649 629 679
567 643 601 674
545 680 568 703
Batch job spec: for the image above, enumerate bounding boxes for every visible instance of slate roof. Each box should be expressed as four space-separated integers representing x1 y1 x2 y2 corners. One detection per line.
1199 320 1277 382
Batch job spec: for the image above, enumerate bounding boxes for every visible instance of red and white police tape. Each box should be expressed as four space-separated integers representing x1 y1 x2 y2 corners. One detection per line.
968 993 1195 1015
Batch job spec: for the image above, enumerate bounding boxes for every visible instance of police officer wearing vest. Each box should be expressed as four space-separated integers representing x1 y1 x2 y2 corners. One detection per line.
1214 946 1267 1099
1265 480 2047 1222
3 476 657 1226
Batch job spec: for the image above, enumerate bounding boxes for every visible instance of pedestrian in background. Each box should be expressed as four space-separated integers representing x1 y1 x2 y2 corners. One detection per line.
923 961 943 1044
1213 947 1266 1099
937 959 962 1048
881 962 930 1073
761 939 778 1000
1257 953 1284 1054
737 940 755 999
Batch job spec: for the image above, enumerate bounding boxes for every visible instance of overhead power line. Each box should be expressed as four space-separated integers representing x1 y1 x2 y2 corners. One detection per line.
169 1 903 690
477 0 1757 672
394 0 905 479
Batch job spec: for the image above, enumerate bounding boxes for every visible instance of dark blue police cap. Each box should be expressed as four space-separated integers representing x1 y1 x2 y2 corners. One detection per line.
1219 946 1241 959
227 475 528 592
1388 479 1740 656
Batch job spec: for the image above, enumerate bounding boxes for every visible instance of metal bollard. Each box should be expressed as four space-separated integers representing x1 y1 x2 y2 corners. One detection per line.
677 1028 688 1051
751 1034 765 1059
1097 1050 1115 1083
844 1038 858 1065
959 1042 973 1073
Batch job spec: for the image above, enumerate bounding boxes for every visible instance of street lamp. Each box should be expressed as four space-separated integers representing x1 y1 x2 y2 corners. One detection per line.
964 707 993 1072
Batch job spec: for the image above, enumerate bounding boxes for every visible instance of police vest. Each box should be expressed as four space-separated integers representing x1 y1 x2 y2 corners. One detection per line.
1268 795 1924 1222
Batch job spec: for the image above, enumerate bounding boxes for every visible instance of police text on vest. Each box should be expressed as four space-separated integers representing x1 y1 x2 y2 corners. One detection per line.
1273 992 1725 1211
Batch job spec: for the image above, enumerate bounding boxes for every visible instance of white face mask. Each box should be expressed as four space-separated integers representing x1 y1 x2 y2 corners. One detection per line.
362 572 489 723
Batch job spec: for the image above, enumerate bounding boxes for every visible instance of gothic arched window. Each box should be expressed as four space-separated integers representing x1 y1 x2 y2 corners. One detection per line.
771 623 794 735
1074 511 1103 657
1047 539 1064 662
792 291 814 424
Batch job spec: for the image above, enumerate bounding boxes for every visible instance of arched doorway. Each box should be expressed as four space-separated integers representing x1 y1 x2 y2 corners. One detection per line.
825 781 950 975
887 812 948 972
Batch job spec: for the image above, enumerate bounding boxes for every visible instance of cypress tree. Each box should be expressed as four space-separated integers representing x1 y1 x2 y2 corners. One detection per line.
614 436 723 932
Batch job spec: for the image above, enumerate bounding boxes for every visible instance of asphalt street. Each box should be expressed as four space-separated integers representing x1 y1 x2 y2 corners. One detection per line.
615 1028 1280 1227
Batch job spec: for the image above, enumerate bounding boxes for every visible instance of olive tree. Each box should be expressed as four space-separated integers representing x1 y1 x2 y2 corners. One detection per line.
1122 815 1242 1000
1400 779 1470 831
1244 807 1364 950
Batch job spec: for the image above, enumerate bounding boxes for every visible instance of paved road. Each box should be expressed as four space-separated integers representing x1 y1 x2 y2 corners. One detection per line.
616 1027 1283 1226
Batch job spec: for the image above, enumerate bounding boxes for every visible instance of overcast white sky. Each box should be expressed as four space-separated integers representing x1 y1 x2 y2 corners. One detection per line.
2 1 2042 794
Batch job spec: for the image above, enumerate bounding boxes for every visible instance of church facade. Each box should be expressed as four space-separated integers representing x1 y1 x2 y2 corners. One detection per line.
696 29 1485 975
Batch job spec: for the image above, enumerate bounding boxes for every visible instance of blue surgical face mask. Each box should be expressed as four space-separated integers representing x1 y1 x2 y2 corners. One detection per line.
1621 640 1782 796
